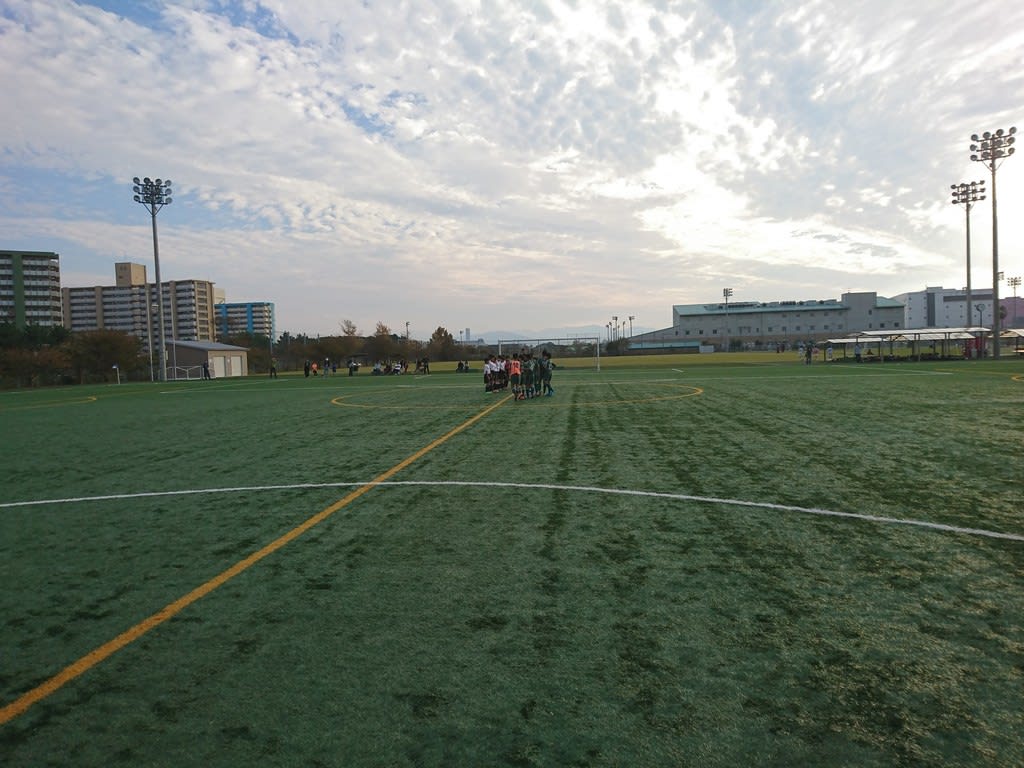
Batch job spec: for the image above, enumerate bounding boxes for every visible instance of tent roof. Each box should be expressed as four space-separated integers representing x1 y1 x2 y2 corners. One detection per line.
893 331 975 341
825 330 976 344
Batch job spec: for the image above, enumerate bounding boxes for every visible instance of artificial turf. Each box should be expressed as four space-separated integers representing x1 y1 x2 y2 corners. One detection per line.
1 356 1022 766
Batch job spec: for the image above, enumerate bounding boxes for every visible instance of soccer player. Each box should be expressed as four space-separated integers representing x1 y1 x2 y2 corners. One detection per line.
508 354 522 399
483 355 495 392
522 353 536 398
539 350 555 396
495 355 508 391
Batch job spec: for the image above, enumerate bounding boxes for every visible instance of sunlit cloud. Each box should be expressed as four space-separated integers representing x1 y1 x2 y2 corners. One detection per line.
0 0 1021 337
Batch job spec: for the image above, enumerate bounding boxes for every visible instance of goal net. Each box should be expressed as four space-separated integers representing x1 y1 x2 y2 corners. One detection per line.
496 337 601 370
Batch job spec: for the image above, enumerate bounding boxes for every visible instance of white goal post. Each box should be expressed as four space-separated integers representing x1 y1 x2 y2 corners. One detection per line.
496 337 601 371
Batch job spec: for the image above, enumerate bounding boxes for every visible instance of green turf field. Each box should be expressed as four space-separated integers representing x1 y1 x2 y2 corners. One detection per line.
2 356 1022 767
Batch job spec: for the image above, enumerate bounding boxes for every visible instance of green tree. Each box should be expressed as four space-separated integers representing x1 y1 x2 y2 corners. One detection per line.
0 323 74 387
67 330 142 384
336 320 364 361
364 322 395 363
427 326 456 361
0 345 70 387
0 322 70 350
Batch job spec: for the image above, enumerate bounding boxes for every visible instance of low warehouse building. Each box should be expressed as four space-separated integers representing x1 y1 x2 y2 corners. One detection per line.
165 340 248 379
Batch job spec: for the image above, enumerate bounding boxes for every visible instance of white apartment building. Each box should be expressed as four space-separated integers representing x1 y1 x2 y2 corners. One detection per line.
892 286 1002 328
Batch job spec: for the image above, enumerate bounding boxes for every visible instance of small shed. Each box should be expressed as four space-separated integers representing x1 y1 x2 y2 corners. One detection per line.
165 340 249 379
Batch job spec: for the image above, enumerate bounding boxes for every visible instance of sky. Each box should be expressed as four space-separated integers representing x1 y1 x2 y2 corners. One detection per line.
1 0 1022 340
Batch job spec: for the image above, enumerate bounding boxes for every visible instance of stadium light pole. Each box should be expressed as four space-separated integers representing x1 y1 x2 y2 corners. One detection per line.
628 315 635 337
723 288 733 352
1009 276 1022 329
970 126 1016 358
951 181 985 337
133 177 173 381
612 316 618 343
144 293 154 382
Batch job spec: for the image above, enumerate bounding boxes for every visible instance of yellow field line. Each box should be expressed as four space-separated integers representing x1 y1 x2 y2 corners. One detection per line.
0 395 97 412
0 394 511 726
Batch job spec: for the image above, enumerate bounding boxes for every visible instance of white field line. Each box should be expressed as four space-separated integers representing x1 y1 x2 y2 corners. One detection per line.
2 481 1021 543
676 372 953 382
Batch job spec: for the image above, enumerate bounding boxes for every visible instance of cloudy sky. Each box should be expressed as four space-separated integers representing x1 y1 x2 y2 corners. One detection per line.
1 1 1022 339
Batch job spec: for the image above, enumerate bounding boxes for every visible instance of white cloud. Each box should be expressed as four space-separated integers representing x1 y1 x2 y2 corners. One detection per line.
0 0 1022 336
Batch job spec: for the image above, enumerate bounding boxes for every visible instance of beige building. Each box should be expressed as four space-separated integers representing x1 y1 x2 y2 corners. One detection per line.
62 262 216 351
0 249 63 328
166 340 248 379
630 291 905 352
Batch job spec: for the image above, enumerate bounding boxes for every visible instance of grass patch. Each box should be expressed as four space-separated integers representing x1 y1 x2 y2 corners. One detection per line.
1 358 1022 766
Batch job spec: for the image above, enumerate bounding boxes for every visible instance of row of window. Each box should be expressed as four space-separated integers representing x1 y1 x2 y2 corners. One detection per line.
679 320 901 336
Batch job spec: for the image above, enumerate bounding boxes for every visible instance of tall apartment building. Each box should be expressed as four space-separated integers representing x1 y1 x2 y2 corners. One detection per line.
0 250 63 328
215 301 276 341
62 262 216 349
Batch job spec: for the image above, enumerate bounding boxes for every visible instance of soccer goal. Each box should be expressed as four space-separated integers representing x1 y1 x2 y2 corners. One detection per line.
496 337 601 370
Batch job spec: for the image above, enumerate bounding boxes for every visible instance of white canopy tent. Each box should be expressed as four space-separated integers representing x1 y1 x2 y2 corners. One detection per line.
1001 328 1024 355
823 328 984 361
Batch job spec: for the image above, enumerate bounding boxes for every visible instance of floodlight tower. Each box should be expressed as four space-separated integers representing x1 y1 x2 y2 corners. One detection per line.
628 315 635 337
1009 276 1022 328
950 181 985 333
133 177 173 380
970 126 1016 358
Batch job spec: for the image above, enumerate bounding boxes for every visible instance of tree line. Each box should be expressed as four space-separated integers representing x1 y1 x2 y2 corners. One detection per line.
248 321 464 373
0 323 144 387
0 321 469 387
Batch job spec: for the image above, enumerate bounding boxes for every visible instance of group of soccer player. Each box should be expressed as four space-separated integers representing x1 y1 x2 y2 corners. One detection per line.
483 350 555 400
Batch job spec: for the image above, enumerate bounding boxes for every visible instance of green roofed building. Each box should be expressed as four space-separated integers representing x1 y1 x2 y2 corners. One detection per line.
0 250 63 329
629 291 905 352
